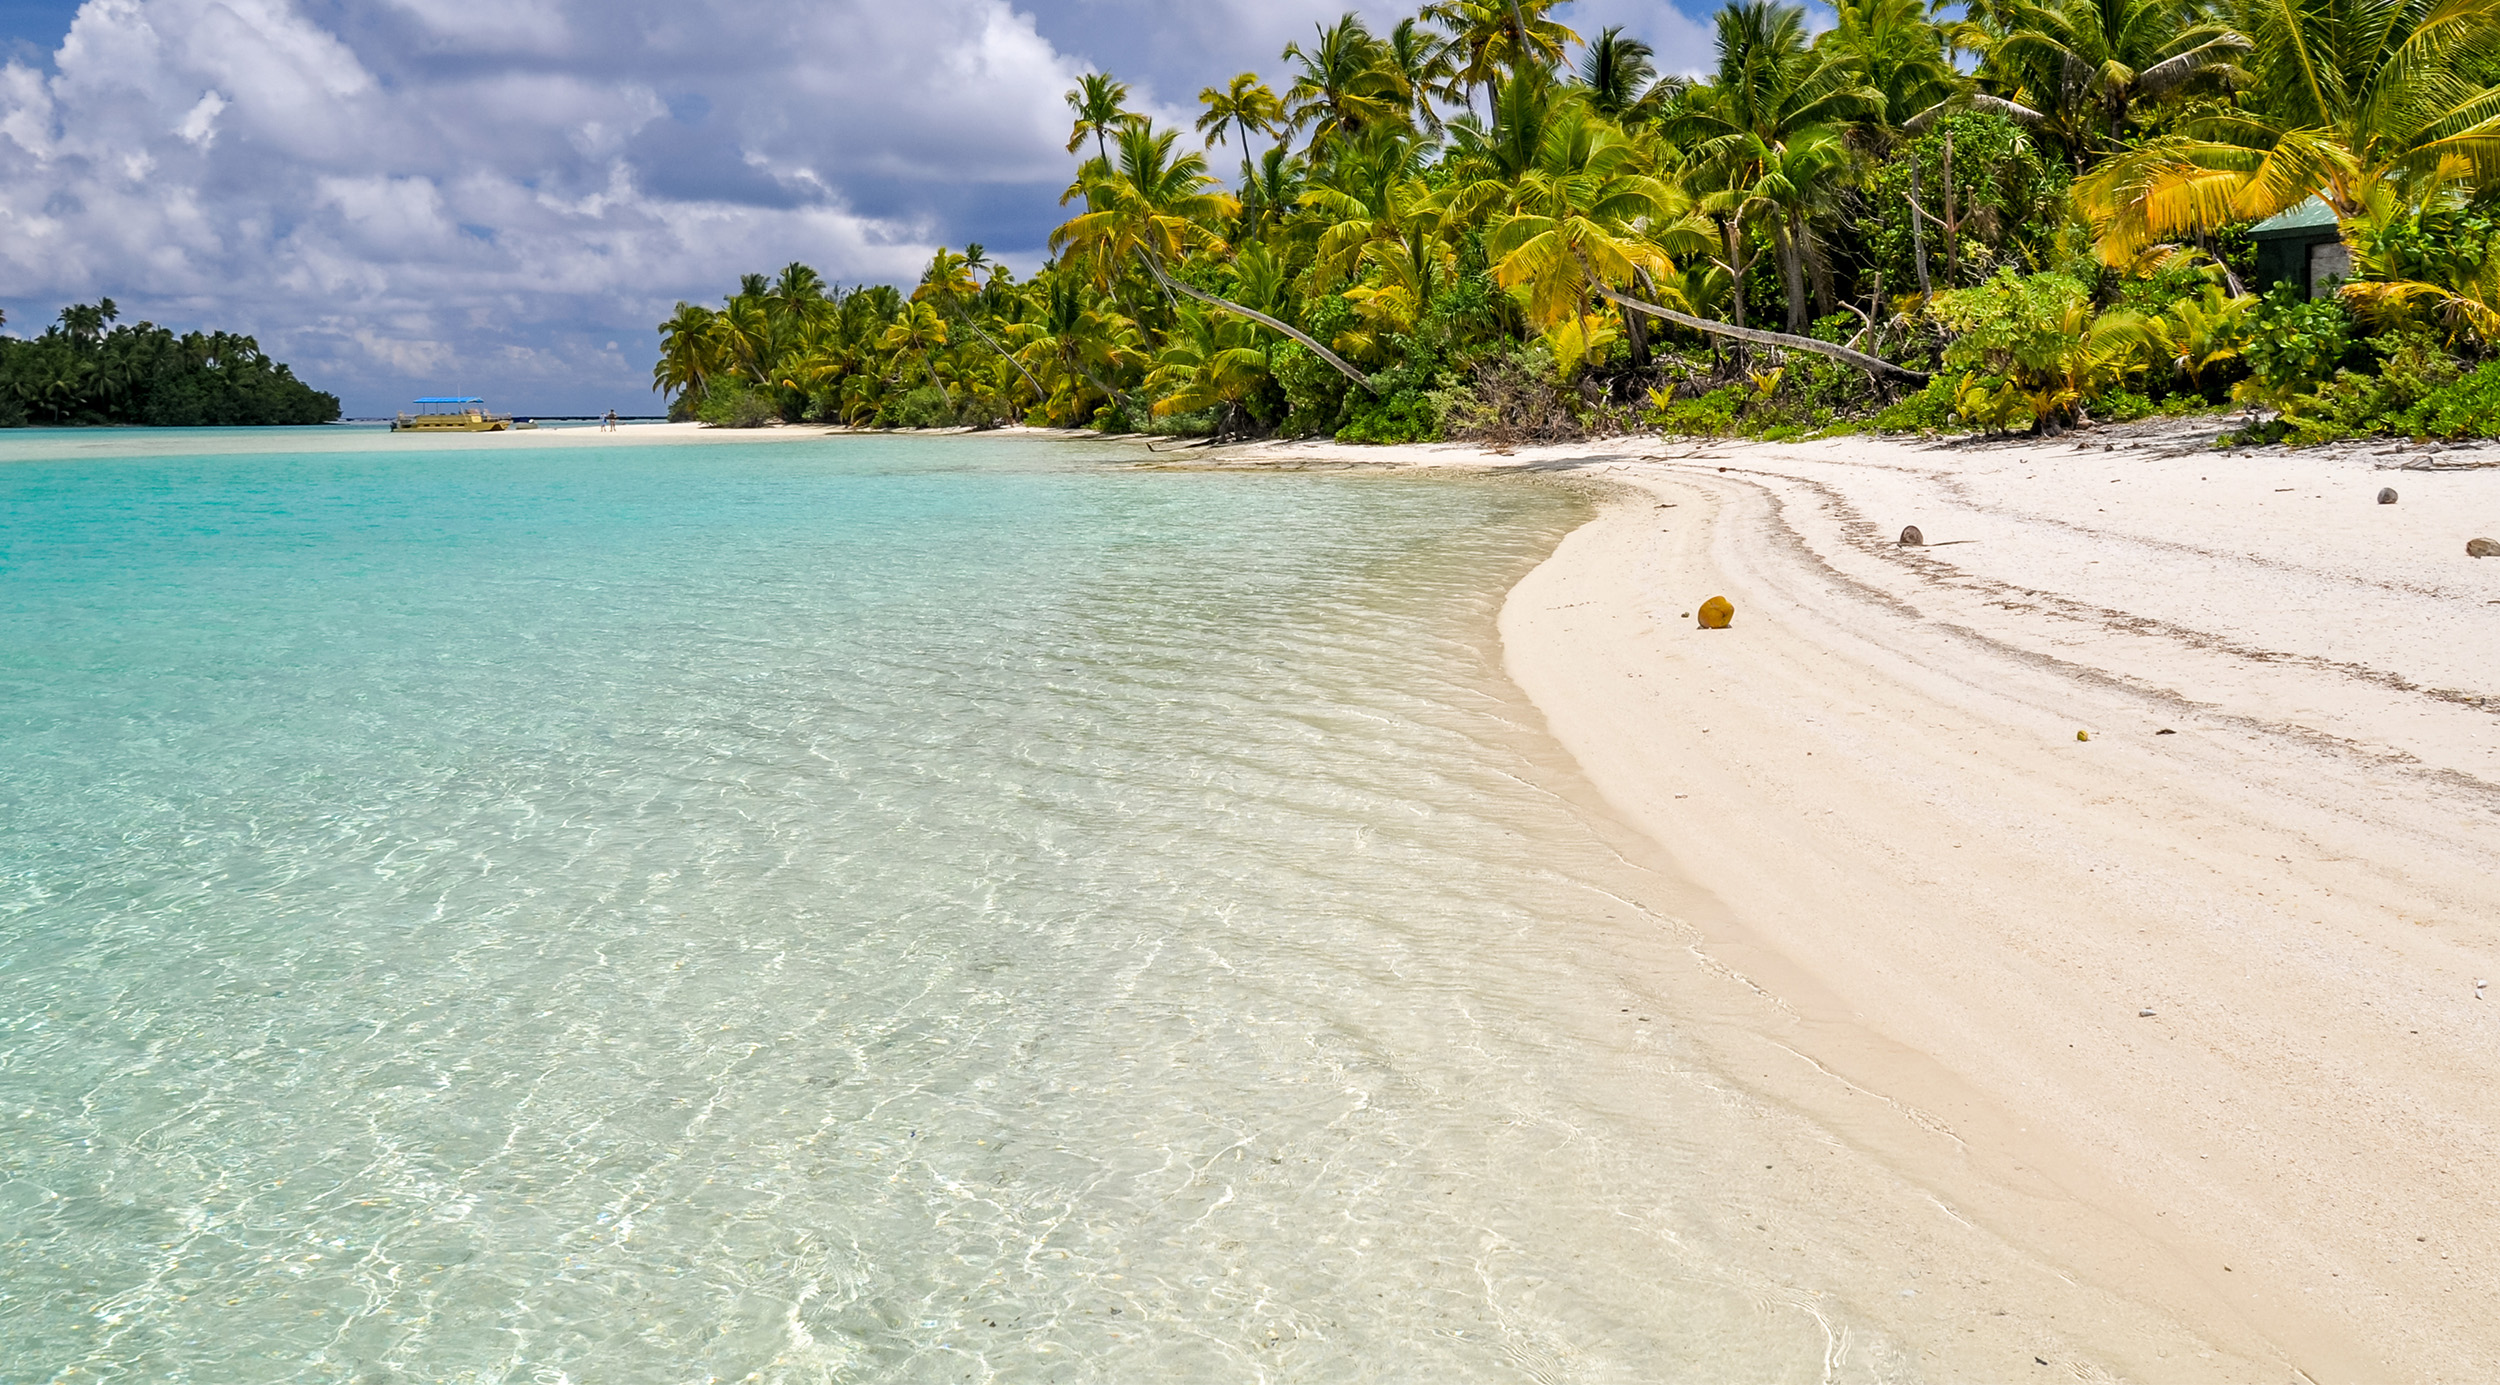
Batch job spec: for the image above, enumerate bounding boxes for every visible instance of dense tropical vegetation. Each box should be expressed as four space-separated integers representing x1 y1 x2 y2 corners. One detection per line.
656 0 2500 444
0 302 340 427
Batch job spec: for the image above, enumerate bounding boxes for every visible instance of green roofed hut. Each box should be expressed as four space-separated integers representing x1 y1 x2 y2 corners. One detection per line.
2248 198 2349 299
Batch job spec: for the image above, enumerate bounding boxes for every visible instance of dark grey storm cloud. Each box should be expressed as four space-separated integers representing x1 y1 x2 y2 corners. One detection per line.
0 0 1714 415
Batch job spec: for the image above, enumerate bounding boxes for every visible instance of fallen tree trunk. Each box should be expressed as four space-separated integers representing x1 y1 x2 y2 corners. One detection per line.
1590 284 1930 384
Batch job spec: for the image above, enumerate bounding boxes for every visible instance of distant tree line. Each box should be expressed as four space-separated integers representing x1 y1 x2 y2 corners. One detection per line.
0 301 340 427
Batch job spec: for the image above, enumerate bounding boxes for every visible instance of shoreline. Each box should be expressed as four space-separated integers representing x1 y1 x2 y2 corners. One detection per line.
1187 426 2500 1381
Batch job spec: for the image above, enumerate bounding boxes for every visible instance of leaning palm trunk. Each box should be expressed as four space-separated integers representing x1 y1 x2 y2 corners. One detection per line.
1590 284 1930 383
1080 365 1148 422
941 302 1051 405
1137 252 1380 393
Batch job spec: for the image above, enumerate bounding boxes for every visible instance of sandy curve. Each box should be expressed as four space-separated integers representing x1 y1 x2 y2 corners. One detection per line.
1489 431 2500 1383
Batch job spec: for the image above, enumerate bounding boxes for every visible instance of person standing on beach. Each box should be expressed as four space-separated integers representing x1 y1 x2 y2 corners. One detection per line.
603 408 617 432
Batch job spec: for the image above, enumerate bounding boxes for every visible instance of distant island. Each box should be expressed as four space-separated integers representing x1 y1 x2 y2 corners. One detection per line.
0 301 339 427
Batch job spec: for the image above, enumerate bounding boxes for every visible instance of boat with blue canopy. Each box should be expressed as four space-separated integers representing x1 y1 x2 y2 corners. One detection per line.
393 397 534 432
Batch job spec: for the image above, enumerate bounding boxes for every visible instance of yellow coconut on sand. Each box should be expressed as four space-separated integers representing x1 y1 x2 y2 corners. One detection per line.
1697 596 1735 629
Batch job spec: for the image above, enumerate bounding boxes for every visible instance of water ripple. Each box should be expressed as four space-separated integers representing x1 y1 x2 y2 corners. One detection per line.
3 434 1897 1383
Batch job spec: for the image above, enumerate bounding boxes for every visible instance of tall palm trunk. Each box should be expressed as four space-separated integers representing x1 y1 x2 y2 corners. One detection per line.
1907 162 1933 299
1720 217 1750 332
1719 215 1752 371
1777 215 1809 333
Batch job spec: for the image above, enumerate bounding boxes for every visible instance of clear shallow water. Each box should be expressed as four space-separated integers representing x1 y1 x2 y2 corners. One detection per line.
1 431 1905 1383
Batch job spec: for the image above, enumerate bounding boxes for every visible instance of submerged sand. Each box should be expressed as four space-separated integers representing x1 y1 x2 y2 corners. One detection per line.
1189 422 2500 1383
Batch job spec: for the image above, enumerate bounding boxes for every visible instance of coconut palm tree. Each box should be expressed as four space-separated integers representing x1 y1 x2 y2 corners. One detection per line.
1578 26 1665 120
1144 305 1276 422
1199 73 1288 169
878 301 954 409
712 297 776 384
1668 1 1884 329
653 302 722 407
1283 15 1404 149
1428 0 1579 112
1057 122 1240 281
917 247 1049 407
1981 0 2247 164
1015 272 1149 423
1066 73 1134 164
1056 119 1376 389
765 263 829 326
1238 144 1310 238
1309 154 1440 277
2078 0 2500 261
1817 0 1967 130
1381 17 1461 131
1482 102 1688 335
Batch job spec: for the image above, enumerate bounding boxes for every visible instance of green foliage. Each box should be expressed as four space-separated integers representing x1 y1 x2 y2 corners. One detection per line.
1337 389 1443 442
1648 382 1747 435
880 386 958 429
2386 359 2500 438
695 378 782 428
651 0 2500 447
2345 194 2500 295
1856 114 2070 294
1931 271 2088 375
2094 389 2158 422
2241 331 2500 443
2238 284 2358 404
1272 342 1351 436
1925 270 2150 426
1868 373 1963 432
0 302 339 427
1643 348 1875 438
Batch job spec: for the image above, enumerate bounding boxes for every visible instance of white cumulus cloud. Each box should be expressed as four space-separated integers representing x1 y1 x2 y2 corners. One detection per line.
0 0 1722 415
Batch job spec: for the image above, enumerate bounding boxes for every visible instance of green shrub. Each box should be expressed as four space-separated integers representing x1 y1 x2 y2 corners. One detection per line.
1144 406 1218 437
1647 383 1746 435
878 386 956 429
1337 388 1442 443
1868 373 1963 432
2249 332 2500 442
2391 358 2500 437
2238 284 2358 405
2096 389 2158 423
1273 295 1359 436
697 379 781 428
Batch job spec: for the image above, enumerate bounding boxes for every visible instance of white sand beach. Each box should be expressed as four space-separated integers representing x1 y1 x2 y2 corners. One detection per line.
1197 423 2500 1382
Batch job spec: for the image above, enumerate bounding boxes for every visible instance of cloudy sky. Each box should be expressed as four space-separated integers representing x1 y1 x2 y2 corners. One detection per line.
0 0 1718 416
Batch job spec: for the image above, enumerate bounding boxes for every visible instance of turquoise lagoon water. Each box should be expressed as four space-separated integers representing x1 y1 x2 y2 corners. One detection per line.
1 430 1905 1383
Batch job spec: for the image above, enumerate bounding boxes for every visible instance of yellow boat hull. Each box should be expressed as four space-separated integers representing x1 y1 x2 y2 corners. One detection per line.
394 413 508 432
